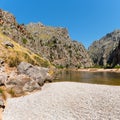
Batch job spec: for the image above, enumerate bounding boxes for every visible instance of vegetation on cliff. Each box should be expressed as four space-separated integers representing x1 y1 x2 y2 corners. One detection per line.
0 30 51 67
0 9 92 69
88 30 120 68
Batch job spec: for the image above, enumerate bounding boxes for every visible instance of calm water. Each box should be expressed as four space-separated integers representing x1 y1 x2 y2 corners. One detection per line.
54 70 120 85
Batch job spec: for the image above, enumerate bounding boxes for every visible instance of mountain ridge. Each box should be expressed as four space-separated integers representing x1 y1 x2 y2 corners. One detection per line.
88 29 120 67
0 9 93 68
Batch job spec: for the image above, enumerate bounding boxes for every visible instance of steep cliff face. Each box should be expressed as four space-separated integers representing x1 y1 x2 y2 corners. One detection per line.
0 9 92 68
88 30 120 67
26 23 92 68
0 9 51 67
108 40 120 67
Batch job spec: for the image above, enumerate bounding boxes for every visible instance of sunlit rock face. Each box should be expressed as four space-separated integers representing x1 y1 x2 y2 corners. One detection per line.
89 30 120 67
26 23 93 68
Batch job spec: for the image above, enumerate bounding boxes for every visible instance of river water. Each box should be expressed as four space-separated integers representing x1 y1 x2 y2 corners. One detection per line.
54 70 120 85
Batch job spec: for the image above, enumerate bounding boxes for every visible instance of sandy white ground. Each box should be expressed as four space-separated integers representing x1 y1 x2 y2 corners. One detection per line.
77 68 120 73
3 82 120 120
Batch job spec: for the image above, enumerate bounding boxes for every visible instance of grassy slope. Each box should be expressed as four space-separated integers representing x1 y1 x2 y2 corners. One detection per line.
0 31 51 67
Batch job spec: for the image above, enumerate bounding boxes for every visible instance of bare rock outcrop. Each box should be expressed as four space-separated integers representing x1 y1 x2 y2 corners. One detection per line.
17 62 52 86
26 23 93 68
0 62 52 98
89 30 120 67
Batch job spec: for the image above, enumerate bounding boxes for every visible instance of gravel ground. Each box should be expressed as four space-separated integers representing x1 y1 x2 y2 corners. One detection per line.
3 82 120 120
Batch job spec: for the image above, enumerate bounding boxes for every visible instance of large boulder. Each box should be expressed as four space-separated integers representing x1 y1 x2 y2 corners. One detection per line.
6 74 41 96
17 62 52 86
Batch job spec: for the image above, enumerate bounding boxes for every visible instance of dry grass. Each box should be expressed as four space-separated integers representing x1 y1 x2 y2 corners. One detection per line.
0 86 8 100
0 31 51 67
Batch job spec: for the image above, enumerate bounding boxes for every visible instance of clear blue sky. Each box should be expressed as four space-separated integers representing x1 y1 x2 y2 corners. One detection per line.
0 0 120 48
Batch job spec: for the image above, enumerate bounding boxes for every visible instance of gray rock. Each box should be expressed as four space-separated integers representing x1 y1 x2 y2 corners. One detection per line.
26 24 93 68
6 74 29 87
0 66 5 72
17 62 32 74
3 41 14 48
23 80 41 92
0 73 8 86
89 30 120 67
17 62 52 86
6 74 41 96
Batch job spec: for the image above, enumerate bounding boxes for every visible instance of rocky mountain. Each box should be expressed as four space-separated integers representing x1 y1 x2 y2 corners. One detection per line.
26 23 92 68
0 30 51 68
0 9 92 68
88 30 120 67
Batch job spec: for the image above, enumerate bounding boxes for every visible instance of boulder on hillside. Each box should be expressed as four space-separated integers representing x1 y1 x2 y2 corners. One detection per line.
17 62 52 86
3 41 14 48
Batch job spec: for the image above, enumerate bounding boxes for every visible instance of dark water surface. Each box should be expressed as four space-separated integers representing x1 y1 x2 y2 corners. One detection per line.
54 70 120 85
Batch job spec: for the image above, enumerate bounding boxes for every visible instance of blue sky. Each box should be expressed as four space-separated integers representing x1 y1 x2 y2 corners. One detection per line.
0 0 120 48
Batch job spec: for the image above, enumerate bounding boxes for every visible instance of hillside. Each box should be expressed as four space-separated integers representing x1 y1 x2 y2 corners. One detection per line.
0 30 51 67
26 23 93 68
88 30 120 67
0 9 92 68
0 25 53 119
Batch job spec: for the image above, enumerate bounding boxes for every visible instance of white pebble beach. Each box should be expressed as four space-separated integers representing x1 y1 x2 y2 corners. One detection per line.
3 82 120 120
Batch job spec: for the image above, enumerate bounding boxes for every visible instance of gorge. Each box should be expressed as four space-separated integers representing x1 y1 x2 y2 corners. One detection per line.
0 9 120 120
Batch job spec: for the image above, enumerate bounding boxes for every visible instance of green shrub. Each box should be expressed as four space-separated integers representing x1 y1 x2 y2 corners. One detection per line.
114 65 120 68
22 38 27 44
41 60 50 67
34 56 50 67
92 65 103 68
0 88 3 94
55 65 64 69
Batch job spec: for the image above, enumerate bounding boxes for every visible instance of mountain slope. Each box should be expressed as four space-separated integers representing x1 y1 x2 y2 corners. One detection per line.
26 23 93 68
0 9 92 68
88 30 120 67
0 30 51 67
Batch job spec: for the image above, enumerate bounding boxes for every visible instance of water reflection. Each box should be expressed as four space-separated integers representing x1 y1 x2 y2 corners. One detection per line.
54 71 120 85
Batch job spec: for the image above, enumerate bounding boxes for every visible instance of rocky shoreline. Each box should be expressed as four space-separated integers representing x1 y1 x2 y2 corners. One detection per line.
0 61 53 120
59 68 120 73
1 66 120 119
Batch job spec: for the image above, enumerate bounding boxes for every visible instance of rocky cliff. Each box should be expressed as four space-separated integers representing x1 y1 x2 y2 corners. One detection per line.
0 9 92 68
26 23 92 68
88 30 120 67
